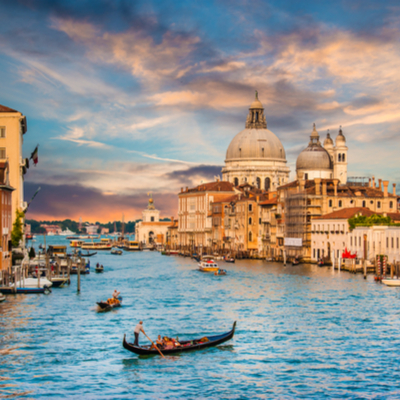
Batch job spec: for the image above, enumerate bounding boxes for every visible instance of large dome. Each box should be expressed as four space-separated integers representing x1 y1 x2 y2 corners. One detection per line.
296 145 332 170
226 128 286 161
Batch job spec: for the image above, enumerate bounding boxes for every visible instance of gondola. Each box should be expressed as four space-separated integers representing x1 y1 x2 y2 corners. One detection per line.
292 258 300 266
111 249 123 255
317 259 324 267
80 251 98 257
97 297 122 310
0 293 5 302
123 321 236 356
225 258 235 263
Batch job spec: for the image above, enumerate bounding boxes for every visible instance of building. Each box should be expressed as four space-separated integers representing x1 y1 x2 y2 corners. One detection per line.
311 208 376 262
280 177 399 261
178 181 235 250
100 227 109 235
40 224 62 235
0 104 28 225
222 93 290 190
135 196 172 245
0 161 14 285
166 219 179 249
259 196 282 259
296 125 348 184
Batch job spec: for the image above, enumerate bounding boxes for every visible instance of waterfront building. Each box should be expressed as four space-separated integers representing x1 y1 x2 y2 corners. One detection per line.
311 207 376 262
280 177 399 261
166 219 178 249
85 224 99 235
177 181 235 251
296 125 348 184
135 195 172 245
0 161 14 284
40 224 62 235
0 104 28 225
222 93 290 190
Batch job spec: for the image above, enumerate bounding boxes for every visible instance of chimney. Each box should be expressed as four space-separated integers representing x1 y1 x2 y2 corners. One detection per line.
393 183 396 196
372 176 375 188
171 216 174 223
322 181 327 196
333 179 339 196
368 178 371 188
378 179 382 191
383 180 389 197
315 178 321 195
186 186 188 192
181 187 183 193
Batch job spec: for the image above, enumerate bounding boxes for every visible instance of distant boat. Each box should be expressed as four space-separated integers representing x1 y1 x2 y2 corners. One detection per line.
59 228 76 236
382 279 400 287
0 293 5 302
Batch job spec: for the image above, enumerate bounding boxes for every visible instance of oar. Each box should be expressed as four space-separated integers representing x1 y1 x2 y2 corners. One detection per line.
143 332 165 359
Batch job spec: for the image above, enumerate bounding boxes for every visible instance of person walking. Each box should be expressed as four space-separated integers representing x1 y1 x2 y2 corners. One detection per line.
134 321 145 346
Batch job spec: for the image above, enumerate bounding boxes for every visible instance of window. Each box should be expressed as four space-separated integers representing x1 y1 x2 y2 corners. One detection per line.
392 237 394 248
387 237 389 247
350 237 353 246
249 232 252 242
342 154 345 162
150 216 155 222
249 204 252 212
359 237 361 247
256 177 261 189
362 201 366 207
313 249 315 258
249 217 252 225
265 177 271 191
377 201 381 209
305 173 308 180
329 200 332 207
338 154 342 162
259 218 261 224
339 200 342 207
234 177 239 186
390 201 393 208
0 148 5 159
397 238 399 249
0 127 5 138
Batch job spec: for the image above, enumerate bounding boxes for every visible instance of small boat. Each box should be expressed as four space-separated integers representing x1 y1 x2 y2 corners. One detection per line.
79 251 97 257
225 258 235 263
16 277 53 288
292 257 300 266
198 260 219 272
0 293 5 302
51 277 70 287
0 287 51 294
382 279 400 287
317 259 324 267
111 249 123 255
214 269 227 276
95 265 104 273
97 297 122 311
123 321 236 356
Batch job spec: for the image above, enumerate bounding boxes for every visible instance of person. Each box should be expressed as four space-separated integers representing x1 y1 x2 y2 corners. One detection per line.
156 335 164 347
134 321 145 346
112 289 120 299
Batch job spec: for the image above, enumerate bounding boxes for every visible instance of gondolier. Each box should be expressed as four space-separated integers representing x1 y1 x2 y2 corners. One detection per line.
134 321 145 346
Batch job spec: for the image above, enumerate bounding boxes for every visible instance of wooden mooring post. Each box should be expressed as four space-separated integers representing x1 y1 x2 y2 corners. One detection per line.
77 256 81 293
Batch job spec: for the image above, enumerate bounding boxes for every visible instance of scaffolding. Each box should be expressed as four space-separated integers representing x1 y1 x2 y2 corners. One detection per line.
284 191 308 258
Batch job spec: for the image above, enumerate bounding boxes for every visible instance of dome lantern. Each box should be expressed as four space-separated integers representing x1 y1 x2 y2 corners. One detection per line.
245 90 267 129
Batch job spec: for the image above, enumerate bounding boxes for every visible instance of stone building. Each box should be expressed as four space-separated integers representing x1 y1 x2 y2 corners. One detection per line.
222 93 290 190
0 161 14 284
135 196 172 245
0 105 28 225
166 219 178 249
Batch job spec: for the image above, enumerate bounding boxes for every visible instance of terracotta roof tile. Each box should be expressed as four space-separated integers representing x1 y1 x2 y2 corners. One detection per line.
259 198 278 205
0 104 18 113
315 207 376 220
184 181 234 194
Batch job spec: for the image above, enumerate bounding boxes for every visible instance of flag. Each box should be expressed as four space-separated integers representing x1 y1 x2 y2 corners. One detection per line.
30 145 39 166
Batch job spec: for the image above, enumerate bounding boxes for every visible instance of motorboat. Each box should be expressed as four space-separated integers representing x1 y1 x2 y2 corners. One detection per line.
95 264 104 273
81 242 112 251
382 279 400 287
111 249 123 255
198 259 219 272
214 269 227 276
59 228 76 236
124 241 141 251
15 277 53 288
50 277 70 287
0 293 5 302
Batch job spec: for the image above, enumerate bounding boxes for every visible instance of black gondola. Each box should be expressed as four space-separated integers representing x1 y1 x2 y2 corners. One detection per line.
97 297 122 310
80 251 98 257
123 321 236 356
225 258 235 263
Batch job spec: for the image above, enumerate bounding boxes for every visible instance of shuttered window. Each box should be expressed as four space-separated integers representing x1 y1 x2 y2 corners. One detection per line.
0 148 5 159
0 127 5 138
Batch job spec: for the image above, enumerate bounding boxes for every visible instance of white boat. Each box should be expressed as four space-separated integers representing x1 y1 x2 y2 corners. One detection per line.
0 293 5 302
59 228 76 236
15 277 53 288
198 259 219 272
382 279 400 287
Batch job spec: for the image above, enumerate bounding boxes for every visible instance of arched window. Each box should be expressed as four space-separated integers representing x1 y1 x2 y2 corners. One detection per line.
377 201 381 208
342 153 345 162
234 177 239 186
249 217 252 225
265 177 271 190
390 201 393 208
329 200 332 207
256 177 261 189
339 200 342 207
338 154 342 162
362 200 366 207
244 177 247 182
255 111 259 122
151 216 155 222
249 231 252 242
305 173 308 180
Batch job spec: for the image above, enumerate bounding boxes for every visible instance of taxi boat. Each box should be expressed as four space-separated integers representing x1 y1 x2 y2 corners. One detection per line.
124 241 141 251
198 260 219 272
123 321 236 356
81 242 113 251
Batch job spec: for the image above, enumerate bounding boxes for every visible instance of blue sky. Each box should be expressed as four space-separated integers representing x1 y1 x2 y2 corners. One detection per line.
1 0 399 222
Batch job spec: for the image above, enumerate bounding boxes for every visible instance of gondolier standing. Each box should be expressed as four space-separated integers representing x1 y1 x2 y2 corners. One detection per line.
134 321 145 346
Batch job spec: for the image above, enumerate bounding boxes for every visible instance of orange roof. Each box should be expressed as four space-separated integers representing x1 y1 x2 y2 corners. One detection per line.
315 207 376 220
0 104 18 113
259 198 278 206
140 221 171 226
183 181 234 194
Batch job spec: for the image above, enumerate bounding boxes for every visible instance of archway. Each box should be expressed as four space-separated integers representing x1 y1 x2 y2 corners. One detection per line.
149 231 154 244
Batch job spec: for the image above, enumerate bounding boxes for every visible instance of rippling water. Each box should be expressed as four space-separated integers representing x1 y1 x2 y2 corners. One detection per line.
1 238 400 398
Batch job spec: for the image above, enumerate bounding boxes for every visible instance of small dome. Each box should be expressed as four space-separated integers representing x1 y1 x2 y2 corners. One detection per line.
250 90 263 109
226 128 286 160
296 146 332 171
336 126 346 145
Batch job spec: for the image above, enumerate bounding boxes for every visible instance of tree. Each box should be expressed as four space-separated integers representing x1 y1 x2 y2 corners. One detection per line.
11 209 24 248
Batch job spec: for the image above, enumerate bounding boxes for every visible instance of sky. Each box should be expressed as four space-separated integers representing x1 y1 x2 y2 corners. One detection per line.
1 0 400 222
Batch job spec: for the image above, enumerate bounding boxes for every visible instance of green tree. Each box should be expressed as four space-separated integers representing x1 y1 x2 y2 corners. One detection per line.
11 209 24 248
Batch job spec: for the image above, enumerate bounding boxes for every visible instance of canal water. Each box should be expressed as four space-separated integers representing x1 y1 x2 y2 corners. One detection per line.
1 237 400 399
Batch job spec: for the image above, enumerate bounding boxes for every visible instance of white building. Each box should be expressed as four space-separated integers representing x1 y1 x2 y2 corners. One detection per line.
222 92 290 191
296 125 348 184
135 196 172 245
311 208 375 262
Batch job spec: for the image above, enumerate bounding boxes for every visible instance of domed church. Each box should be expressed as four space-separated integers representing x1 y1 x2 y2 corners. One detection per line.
296 124 348 184
222 92 290 190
